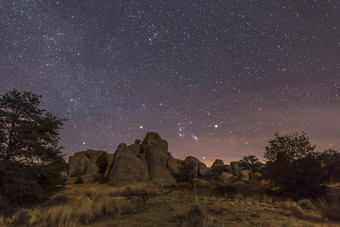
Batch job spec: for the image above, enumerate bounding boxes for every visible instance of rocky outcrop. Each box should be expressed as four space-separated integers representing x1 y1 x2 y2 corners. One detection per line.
249 172 262 181
107 143 149 185
184 156 208 177
217 172 237 183
239 170 250 181
230 161 240 177
141 132 176 184
68 132 260 186
67 132 179 185
209 159 232 179
167 155 179 175
104 153 114 177
68 150 106 176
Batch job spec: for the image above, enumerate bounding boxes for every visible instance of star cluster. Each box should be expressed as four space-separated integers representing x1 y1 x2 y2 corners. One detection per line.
1 0 339 164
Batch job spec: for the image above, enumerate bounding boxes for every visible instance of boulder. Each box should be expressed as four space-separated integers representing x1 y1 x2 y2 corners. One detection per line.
210 159 232 179
217 172 237 183
128 143 141 156
107 143 149 185
213 159 224 165
194 178 210 186
167 155 179 175
104 153 114 177
239 170 250 181
184 156 208 177
142 132 176 184
198 162 208 176
230 161 240 177
84 150 106 175
249 172 262 181
184 156 199 177
68 150 105 176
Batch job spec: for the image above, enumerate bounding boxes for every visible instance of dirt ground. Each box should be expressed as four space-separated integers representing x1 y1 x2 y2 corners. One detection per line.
79 182 340 227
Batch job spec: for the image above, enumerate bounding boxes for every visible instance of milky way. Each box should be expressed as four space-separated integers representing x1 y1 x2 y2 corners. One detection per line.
1 0 339 164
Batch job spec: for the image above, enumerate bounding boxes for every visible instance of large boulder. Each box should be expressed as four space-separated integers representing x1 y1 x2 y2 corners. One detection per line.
107 143 149 185
239 170 250 181
209 159 232 179
184 156 208 177
230 161 240 177
128 143 141 156
167 155 179 175
217 172 237 183
249 172 262 181
213 159 224 165
68 150 105 176
141 132 176 184
104 153 114 177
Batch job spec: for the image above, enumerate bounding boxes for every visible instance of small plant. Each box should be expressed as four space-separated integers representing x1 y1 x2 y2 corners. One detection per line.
182 205 204 227
74 176 84 184
298 199 315 210
182 205 221 227
11 209 31 225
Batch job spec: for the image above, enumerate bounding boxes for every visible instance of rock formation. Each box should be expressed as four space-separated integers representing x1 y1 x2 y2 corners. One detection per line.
107 143 149 185
141 132 176 184
68 150 106 176
230 161 240 177
184 156 208 177
68 132 261 186
68 132 178 185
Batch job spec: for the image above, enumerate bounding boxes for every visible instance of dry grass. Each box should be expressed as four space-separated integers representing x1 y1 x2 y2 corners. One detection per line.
282 200 322 221
2 181 340 226
71 182 162 198
37 193 130 226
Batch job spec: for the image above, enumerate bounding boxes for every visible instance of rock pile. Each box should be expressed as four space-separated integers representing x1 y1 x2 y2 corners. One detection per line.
68 132 261 185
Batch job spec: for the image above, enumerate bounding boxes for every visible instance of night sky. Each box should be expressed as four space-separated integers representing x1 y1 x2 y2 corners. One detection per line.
1 0 339 164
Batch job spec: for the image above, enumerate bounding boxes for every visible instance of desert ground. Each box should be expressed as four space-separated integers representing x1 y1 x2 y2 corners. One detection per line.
5 176 339 227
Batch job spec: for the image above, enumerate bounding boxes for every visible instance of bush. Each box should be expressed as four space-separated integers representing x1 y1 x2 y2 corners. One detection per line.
181 205 221 227
298 199 315 210
11 209 31 225
176 162 197 182
263 132 328 200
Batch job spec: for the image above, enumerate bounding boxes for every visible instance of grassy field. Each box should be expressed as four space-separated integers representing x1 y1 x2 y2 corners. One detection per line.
2 178 340 227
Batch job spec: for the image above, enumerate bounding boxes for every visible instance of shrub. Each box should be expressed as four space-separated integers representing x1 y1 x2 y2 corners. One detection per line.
11 209 31 225
263 132 328 200
181 205 221 227
298 199 315 210
176 162 197 183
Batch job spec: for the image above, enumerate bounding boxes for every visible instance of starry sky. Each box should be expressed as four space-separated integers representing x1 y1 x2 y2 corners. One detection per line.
1 0 339 164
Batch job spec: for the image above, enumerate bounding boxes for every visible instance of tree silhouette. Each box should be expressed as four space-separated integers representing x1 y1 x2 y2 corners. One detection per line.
239 155 263 172
0 89 66 216
263 132 328 200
